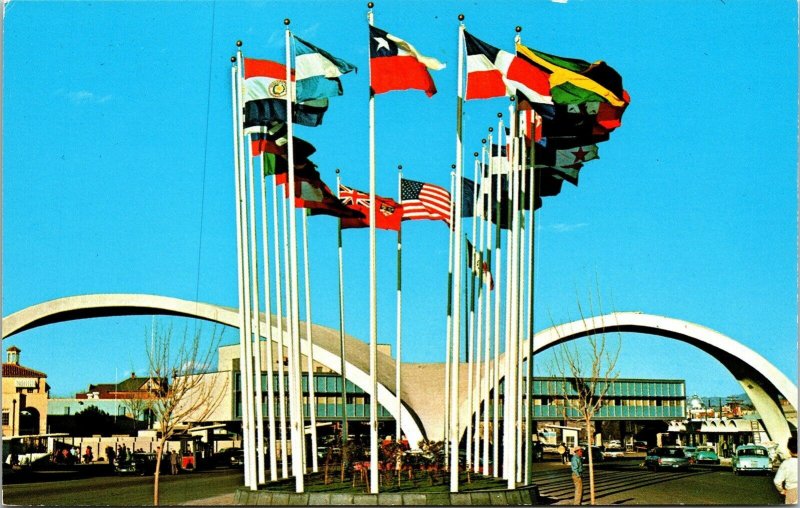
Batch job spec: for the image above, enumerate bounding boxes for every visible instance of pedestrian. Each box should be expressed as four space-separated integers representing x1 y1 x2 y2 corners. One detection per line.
571 447 584 505
119 444 128 464
559 442 570 464
773 436 797 505
721 441 728 458
105 446 115 465
169 450 179 475
83 445 93 464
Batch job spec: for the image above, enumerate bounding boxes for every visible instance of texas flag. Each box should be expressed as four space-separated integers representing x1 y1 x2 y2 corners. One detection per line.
369 25 445 97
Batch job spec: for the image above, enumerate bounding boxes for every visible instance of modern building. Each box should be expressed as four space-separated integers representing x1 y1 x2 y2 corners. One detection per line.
173 343 689 451
2 346 49 437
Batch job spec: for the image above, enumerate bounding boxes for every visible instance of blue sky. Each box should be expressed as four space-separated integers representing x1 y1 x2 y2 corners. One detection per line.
2 0 797 400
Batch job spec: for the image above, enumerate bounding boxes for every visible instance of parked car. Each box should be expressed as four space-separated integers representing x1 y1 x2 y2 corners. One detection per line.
208 447 244 469
114 452 165 476
644 447 690 471
633 441 649 452
682 446 698 463
693 446 720 465
732 445 772 475
579 446 605 463
604 446 625 459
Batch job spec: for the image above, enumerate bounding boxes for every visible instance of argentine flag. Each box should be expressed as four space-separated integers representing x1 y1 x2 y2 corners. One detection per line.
293 36 356 103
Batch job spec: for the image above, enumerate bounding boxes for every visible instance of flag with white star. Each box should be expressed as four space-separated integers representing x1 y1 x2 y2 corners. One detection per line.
369 25 445 97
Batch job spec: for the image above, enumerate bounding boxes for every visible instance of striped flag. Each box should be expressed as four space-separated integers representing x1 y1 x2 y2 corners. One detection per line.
293 36 356 102
466 238 494 290
463 31 552 106
400 178 451 225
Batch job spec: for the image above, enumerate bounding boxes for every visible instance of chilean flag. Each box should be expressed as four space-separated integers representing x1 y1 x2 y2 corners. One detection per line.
369 25 445 97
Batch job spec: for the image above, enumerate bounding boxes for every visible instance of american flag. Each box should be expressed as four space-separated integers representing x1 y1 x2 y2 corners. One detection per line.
400 178 451 225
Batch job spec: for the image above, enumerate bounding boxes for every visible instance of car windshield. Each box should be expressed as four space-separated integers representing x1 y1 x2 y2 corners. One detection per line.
739 448 767 457
656 448 685 457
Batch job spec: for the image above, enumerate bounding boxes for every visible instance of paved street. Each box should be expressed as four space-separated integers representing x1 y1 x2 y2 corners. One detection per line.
2 467 243 506
533 457 784 505
2 457 787 506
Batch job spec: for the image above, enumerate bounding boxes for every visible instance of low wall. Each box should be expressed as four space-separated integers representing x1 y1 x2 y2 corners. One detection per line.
235 485 538 505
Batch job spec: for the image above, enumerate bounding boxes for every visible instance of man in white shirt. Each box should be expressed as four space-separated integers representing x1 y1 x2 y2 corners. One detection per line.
774 436 797 504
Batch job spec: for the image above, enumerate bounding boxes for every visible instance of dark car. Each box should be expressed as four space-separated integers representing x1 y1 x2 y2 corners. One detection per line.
579 446 604 463
208 447 244 469
114 453 165 476
633 441 649 452
644 447 690 471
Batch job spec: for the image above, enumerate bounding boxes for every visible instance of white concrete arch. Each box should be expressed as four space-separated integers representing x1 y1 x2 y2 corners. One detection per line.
461 312 797 452
1 294 426 446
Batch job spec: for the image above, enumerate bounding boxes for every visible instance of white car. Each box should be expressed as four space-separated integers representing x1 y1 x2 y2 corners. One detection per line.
604 446 625 458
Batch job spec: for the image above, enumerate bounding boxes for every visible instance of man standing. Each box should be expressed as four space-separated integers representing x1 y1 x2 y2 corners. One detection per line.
169 450 179 475
571 447 584 505
774 436 797 504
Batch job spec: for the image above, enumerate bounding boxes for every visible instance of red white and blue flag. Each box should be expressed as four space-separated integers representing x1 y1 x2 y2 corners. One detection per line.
400 178 451 226
369 25 445 97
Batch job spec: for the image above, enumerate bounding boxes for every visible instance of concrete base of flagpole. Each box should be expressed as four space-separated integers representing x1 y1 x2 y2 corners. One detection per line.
232 473 538 506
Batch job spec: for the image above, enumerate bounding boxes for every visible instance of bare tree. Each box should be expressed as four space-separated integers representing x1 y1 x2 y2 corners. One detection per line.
121 395 150 432
145 320 227 506
549 299 620 506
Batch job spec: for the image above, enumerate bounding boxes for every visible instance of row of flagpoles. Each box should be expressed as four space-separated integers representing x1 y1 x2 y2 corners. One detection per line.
229 5 628 495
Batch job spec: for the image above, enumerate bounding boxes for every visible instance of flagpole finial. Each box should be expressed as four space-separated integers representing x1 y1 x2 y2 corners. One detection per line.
458 14 464 21
231 56 236 63
451 164 456 169
336 168 340 174
367 2 374 8
515 26 522 33
398 165 403 171
510 96 516 102
497 112 503 118
488 127 493 133
473 152 479 157
236 40 242 47
284 18 290 25
482 138 486 144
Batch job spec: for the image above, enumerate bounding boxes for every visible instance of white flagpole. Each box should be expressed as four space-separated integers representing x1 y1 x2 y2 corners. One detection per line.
444 170 455 464
471 153 482 474
461 173 475 474
273 176 290 478
450 17 467 494
396 165 403 443
301 210 319 472
231 58 254 489
246 130 267 486
335 170 349 447
524 108 537 487
234 49 256 490
514 130 525 485
259 164 279 481
480 139 492 476
366 4 379 494
490 124 502 478
509 109 522 488
284 22 305 492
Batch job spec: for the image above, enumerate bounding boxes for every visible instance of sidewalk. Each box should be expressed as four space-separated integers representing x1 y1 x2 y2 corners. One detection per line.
182 493 236 506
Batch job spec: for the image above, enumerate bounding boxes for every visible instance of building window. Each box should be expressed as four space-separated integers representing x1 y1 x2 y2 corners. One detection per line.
2 410 9 426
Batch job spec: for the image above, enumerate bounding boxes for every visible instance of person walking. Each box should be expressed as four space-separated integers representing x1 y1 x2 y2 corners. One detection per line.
774 436 797 504
169 450 179 475
559 443 570 464
571 447 584 505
